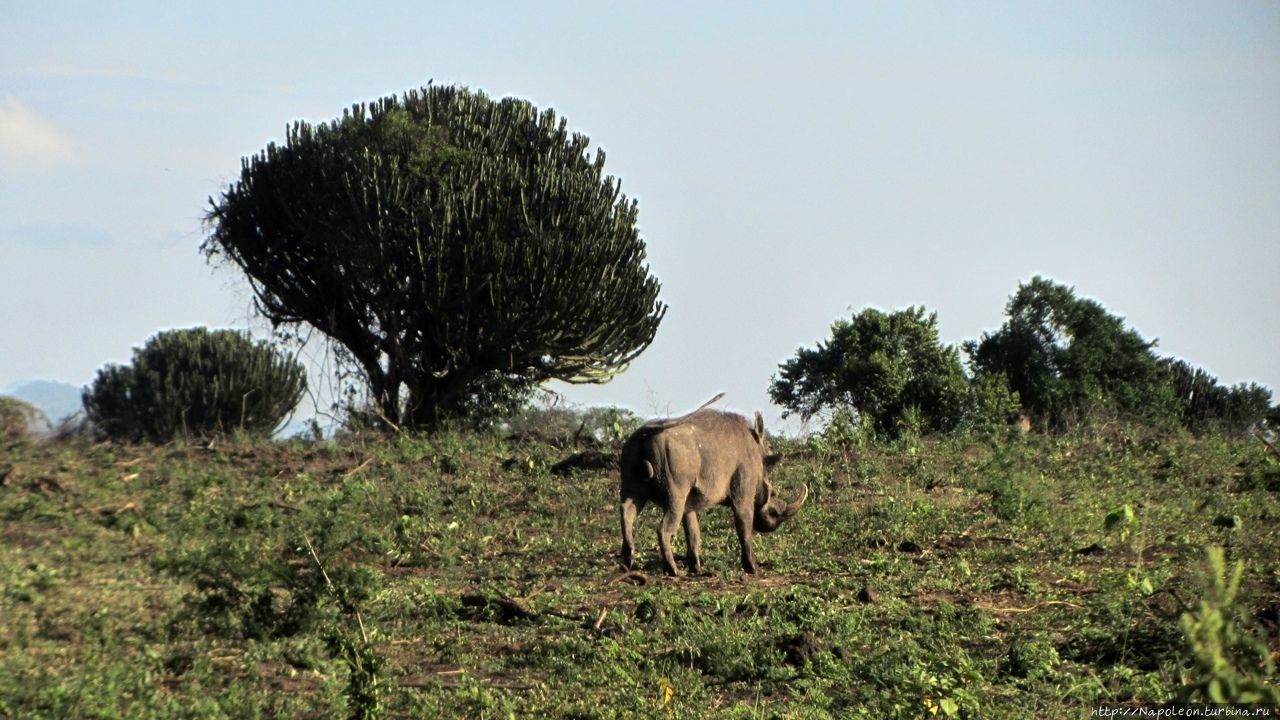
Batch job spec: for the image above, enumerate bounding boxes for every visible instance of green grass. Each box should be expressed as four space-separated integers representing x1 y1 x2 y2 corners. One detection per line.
1 426 1277 718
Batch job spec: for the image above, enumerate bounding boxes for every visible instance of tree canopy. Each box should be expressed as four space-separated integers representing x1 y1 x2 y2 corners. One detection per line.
203 84 665 430
1164 358 1274 438
770 306 970 438
771 279 1272 439
964 276 1176 428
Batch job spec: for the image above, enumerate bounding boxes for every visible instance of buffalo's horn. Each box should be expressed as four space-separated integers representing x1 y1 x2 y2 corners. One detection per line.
783 483 809 518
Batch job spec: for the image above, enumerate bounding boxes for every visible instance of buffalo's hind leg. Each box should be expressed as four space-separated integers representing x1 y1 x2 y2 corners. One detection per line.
683 511 703 575
658 493 686 576
619 494 647 570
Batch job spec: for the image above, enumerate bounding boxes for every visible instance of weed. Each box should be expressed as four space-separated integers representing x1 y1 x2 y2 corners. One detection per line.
1005 632 1061 681
980 452 1049 526
1178 547 1280 705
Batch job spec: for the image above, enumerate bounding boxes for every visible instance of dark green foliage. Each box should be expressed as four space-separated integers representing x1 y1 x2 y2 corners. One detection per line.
83 327 305 442
1164 358 1274 438
964 276 1176 429
968 371 1025 434
1004 633 1060 681
770 306 970 438
203 84 665 431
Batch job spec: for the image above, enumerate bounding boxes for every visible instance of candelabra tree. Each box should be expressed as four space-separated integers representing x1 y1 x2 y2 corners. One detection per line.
203 84 665 430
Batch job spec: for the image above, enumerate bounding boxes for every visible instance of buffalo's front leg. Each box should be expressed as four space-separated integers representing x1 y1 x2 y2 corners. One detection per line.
732 511 759 574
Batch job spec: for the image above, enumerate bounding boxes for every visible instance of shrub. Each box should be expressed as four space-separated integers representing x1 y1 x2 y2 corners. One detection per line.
771 306 970 439
967 372 1024 435
504 398 641 447
83 327 306 442
0 396 50 443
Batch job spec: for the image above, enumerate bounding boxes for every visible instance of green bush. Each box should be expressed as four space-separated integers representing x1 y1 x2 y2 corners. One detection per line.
771 306 970 439
83 327 305 442
967 372 1024 435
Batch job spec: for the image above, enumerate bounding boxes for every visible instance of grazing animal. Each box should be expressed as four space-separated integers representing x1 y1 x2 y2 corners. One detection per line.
619 396 808 575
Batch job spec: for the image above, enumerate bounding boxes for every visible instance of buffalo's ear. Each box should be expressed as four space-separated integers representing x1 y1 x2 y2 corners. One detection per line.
757 478 773 506
764 453 783 471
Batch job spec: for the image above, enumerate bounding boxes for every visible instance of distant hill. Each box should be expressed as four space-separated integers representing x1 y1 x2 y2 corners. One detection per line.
2 380 84 423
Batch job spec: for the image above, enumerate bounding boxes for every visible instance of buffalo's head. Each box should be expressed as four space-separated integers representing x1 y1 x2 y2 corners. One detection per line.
754 479 808 532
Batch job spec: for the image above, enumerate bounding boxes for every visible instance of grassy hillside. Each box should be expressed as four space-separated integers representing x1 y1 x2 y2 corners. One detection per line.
1 425 1277 718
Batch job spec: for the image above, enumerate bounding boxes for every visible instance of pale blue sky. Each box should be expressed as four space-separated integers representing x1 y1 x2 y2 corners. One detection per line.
3 2 1277 427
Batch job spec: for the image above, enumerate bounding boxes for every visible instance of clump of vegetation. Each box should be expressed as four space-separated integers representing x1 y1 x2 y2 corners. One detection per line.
0 396 50 443
1 423 1275 718
1164 359 1275 438
965 276 1179 430
82 327 306 442
1178 547 1280 705
967 372 1025 436
504 398 640 447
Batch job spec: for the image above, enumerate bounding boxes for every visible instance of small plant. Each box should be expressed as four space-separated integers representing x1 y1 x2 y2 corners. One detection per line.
1178 547 1280 705
1104 503 1157 596
1104 503 1137 543
1005 633 1060 682
805 407 874 456
1240 450 1280 491
982 469 1048 526
306 536 384 720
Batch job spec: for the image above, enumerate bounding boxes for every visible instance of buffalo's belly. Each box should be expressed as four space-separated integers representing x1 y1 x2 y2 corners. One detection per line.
684 486 721 513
